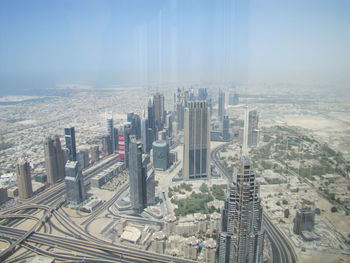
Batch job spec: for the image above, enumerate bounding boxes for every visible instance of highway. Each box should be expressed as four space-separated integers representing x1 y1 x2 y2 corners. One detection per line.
0 154 197 263
211 142 298 263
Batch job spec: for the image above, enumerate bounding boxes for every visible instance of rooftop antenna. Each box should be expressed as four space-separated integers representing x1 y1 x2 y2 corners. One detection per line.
242 106 249 155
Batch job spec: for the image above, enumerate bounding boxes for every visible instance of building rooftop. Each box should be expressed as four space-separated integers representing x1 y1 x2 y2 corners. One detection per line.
153 231 166 241
186 236 199 246
204 239 216 249
120 226 141 243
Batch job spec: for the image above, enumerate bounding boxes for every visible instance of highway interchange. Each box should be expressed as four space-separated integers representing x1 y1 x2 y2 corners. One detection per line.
0 141 297 262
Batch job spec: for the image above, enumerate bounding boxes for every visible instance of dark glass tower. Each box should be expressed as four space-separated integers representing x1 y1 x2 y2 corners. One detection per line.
128 135 147 212
64 127 77 161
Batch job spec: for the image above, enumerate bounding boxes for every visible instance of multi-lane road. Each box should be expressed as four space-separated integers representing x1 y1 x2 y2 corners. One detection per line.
0 155 197 263
211 142 297 263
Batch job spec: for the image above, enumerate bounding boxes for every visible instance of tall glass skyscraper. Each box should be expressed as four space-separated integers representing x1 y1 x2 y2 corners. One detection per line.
183 101 210 180
218 89 225 122
128 135 147 212
44 135 65 184
64 126 77 161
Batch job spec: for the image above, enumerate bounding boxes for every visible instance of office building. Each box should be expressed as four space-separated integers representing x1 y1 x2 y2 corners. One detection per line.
248 110 259 147
198 88 208 101
222 115 230 141
217 110 264 263
153 92 165 131
146 167 156 205
175 88 190 131
147 98 156 151
118 122 132 167
127 112 141 139
16 158 33 199
0 187 8 204
229 92 239 105
128 136 147 212
183 101 210 180
64 127 77 161
65 161 85 205
106 113 118 153
77 150 89 170
293 208 316 235
140 117 147 152
152 140 169 171
218 89 225 121
102 135 113 155
44 135 65 184
90 146 99 163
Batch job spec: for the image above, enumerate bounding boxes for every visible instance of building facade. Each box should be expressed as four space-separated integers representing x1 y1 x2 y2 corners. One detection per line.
152 140 169 171
183 101 210 180
218 89 225 121
44 135 65 184
217 156 264 263
64 126 77 161
128 136 147 212
16 158 33 199
65 161 85 205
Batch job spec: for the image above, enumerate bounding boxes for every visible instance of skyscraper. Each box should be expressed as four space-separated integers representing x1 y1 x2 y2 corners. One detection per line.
65 161 85 205
128 135 147 212
183 101 210 180
222 115 230 141
118 122 132 167
106 114 118 153
147 97 156 147
127 112 141 139
102 135 113 155
141 117 148 153
176 89 187 131
198 88 208 101
248 110 259 147
44 135 65 184
153 92 165 130
90 145 100 163
16 158 33 199
217 109 264 263
218 89 225 121
64 126 77 161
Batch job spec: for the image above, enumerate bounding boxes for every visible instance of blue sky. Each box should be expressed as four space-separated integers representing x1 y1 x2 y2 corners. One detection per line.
0 0 349 90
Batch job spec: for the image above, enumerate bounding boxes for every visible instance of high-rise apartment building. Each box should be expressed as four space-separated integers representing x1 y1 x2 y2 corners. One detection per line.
183 101 210 180
16 158 33 199
218 89 225 121
65 161 85 205
64 127 77 161
44 135 65 184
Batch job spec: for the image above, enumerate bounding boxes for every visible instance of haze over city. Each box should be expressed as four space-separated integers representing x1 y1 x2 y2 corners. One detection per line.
0 1 349 263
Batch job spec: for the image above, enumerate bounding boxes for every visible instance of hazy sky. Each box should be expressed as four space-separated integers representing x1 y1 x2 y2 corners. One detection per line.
0 0 349 90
